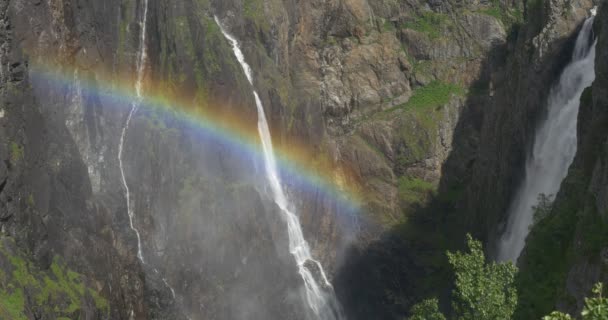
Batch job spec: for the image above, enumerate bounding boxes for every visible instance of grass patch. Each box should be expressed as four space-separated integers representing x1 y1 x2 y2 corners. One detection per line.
383 18 396 32
399 176 435 204
403 81 464 111
402 11 451 39
477 0 523 31
380 81 463 166
243 0 271 32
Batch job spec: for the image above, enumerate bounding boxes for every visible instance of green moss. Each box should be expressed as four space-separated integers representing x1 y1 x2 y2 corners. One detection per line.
0 287 27 319
0 238 109 317
378 82 462 168
383 18 396 32
27 195 35 207
402 12 451 39
402 81 463 111
480 6 503 20
10 142 23 164
398 176 435 204
475 0 523 32
243 0 271 32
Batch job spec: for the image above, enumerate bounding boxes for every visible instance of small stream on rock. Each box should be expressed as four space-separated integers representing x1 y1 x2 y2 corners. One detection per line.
497 10 597 262
215 16 345 320
118 0 149 264
117 0 182 313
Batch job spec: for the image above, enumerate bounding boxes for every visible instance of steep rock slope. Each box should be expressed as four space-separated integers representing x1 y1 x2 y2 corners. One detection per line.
1 0 320 318
0 0 604 319
211 0 523 254
0 0 184 318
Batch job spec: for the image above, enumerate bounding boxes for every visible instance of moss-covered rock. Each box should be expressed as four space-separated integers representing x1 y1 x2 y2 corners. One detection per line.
0 237 109 319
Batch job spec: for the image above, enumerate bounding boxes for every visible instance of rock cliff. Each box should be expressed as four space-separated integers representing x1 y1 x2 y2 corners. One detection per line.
0 0 606 319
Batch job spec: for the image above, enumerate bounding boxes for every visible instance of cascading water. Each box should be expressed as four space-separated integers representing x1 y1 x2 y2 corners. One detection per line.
118 0 149 263
215 17 344 320
497 10 597 263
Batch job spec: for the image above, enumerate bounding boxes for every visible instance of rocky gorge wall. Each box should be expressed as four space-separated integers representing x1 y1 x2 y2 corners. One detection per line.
0 0 184 318
0 0 606 319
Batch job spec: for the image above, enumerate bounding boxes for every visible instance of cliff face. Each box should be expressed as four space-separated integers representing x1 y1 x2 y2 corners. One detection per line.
0 0 185 318
1 0 313 318
0 0 605 319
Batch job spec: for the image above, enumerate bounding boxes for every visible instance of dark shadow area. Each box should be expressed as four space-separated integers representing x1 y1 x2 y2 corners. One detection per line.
334 14 586 319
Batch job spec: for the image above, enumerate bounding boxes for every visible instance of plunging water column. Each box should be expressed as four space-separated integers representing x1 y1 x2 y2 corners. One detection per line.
215 17 344 320
497 10 597 262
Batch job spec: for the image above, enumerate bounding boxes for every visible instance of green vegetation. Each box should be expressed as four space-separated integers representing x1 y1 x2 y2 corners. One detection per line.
383 18 397 32
381 81 463 167
10 142 23 164
404 81 464 111
513 171 584 319
409 235 518 320
26 194 35 207
402 11 451 39
243 0 271 33
399 176 435 204
409 234 606 320
478 0 523 30
448 235 518 320
544 283 608 320
409 299 446 320
0 238 109 318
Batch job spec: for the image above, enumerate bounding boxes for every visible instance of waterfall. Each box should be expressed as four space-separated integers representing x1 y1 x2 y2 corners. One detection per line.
497 11 597 262
215 17 345 320
118 0 149 263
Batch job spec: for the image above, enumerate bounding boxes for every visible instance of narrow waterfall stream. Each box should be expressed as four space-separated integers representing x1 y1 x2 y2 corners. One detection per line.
118 0 149 264
215 17 345 320
497 11 597 262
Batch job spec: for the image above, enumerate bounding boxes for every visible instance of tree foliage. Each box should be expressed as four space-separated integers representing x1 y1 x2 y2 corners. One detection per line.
408 234 518 320
408 299 446 320
543 283 608 320
448 234 518 320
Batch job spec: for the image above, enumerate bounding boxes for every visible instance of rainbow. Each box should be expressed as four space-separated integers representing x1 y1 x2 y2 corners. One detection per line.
28 62 363 216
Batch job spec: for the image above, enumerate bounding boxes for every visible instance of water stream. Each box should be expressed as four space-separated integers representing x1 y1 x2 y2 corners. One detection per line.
497 11 597 262
118 0 149 264
215 16 345 320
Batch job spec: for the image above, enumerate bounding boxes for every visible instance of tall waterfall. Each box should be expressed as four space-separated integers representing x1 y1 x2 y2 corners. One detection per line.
497 12 597 262
215 17 345 320
118 0 149 263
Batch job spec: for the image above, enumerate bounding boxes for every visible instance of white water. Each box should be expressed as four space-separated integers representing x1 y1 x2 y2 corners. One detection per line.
215 17 344 320
117 2 186 313
118 0 149 263
497 12 597 262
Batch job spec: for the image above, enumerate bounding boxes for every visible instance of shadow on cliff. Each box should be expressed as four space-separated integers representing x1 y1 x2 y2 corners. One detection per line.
333 18 583 318
332 41 510 320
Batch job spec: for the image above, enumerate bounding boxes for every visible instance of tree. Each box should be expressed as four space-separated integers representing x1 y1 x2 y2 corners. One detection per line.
408 234 518 320
408 299 446 320
543 283 608 320
447 234 518 320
